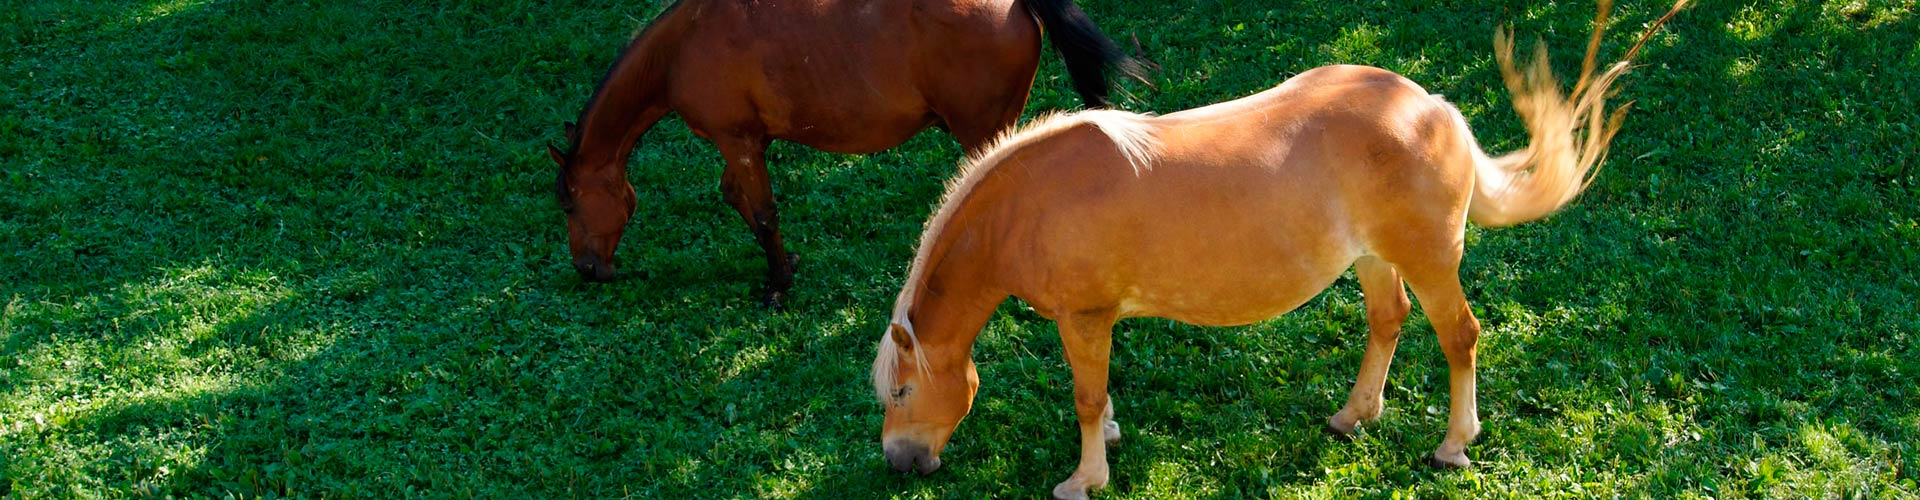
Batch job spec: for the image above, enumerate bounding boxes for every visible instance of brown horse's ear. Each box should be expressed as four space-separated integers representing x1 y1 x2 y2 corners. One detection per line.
547 143 567 167
889 323 914 350
564 122 580 143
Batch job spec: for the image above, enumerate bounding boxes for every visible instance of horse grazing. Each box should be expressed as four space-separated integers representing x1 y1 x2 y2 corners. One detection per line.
871 1 1687 497
547 0 1144 307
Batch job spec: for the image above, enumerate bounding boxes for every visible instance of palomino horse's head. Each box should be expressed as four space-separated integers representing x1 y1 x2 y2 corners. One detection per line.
873 321 978 475
549 122 634 282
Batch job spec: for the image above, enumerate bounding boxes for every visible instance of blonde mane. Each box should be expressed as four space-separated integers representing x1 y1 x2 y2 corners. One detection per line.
874 109 1161 401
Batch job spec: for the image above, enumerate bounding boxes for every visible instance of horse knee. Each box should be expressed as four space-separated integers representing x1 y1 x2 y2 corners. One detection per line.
751 207 778 230
1436 314 1480 357
1367 313 1407 342
1072 391 1109 421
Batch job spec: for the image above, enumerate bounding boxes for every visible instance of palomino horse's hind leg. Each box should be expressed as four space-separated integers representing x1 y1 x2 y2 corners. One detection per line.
1102 399 1120 443
1328 256 1413 438
714 135 797 308
1052 310 1119 500
1398 259 1483 469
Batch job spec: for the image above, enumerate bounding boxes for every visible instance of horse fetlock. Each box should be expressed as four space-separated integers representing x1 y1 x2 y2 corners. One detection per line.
1343 397 1386 421
764 252 797 288
1102 418 1121 443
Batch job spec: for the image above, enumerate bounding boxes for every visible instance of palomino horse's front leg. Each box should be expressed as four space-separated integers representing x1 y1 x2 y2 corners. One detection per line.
1402 264 1483 468
1052 311 1120 500
714 135 798 308
1329 257 1412 437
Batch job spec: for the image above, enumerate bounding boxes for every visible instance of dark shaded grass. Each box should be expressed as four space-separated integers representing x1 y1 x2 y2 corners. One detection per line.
1 0 1915 498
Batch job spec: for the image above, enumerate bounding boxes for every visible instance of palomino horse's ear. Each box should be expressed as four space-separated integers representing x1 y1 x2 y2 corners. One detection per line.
889 323 913 350
564 122 580 143
547 143 566 167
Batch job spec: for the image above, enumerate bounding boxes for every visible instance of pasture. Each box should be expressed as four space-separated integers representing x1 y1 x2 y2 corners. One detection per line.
2 0 1916 497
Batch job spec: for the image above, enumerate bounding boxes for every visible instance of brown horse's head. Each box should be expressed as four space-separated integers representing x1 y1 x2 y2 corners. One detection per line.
873 321 978 475
549 123 634 282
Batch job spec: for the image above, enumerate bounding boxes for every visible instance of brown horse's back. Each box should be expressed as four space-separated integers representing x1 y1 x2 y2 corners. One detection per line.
656 0 1041 152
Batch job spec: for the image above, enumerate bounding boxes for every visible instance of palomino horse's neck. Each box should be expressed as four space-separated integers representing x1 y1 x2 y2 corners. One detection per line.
569 14 682 172
899 240 1006 365
875 224 1004 399
889 110 1161 351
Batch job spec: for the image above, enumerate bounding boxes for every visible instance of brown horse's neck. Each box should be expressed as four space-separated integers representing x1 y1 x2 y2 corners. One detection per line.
569 11 683 174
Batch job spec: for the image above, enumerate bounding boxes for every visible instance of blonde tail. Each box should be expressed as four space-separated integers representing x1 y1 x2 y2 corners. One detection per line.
1467 0 1690 227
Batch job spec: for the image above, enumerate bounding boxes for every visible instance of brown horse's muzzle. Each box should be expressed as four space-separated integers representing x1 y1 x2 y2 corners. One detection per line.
883 439 941 475
573 254 615 282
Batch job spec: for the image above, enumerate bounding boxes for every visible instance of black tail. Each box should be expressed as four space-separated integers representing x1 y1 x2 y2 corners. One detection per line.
1023 0 1147 108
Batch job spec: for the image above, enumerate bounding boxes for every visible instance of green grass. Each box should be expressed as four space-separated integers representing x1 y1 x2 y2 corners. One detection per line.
2 0 1916 497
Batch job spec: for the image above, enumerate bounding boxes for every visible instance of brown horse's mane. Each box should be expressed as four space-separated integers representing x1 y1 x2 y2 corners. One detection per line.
555 0 686 206
569 0 683 147
875 109 1160 400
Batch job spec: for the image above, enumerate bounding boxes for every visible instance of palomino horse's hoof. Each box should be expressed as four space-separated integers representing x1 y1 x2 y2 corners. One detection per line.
1426 453 1471 470
1323 422 1357 442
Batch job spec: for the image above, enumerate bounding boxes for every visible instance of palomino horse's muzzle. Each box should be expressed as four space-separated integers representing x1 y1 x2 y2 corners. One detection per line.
572 254 615 282
883 440 941 475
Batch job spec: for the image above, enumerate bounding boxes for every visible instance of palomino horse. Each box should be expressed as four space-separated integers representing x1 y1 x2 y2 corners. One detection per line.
547 0 1144 307
872 1 1687 497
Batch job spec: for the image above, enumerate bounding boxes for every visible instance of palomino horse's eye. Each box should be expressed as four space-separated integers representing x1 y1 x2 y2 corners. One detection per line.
891 385 911 402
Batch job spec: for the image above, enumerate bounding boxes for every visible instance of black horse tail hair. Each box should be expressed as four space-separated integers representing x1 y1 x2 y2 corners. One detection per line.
1024 0 1148 109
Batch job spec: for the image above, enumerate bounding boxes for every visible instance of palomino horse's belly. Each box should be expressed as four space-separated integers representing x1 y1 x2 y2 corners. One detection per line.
1116 245 1360 326
1105 171 1365 326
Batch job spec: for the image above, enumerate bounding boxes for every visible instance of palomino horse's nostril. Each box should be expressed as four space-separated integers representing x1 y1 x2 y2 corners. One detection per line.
883 441 938 475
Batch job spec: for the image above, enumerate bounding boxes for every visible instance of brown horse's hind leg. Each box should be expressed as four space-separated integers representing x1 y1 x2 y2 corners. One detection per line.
714 135 797 308
945 102 1025 155
1328 256 1412 438
1051 310 1119 500
1398 258 1482 469
930 71 1032 155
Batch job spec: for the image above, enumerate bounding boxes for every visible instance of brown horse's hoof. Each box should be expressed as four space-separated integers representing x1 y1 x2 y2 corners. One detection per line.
760 290 789 311
759 253 800 310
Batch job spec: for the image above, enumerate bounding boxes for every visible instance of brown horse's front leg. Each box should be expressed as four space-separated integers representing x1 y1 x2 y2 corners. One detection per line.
1052 311 1119 500
715 136 796 308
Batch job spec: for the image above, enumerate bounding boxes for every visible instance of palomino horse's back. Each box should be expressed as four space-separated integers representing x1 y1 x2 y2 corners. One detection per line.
991 66 1473 324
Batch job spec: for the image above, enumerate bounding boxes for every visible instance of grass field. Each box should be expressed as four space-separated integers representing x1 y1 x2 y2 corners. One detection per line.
3 0 1918 497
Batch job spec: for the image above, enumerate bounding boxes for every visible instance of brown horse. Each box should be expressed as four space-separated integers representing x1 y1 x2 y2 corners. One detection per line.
547 0 1144 307
871 1 1687 497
